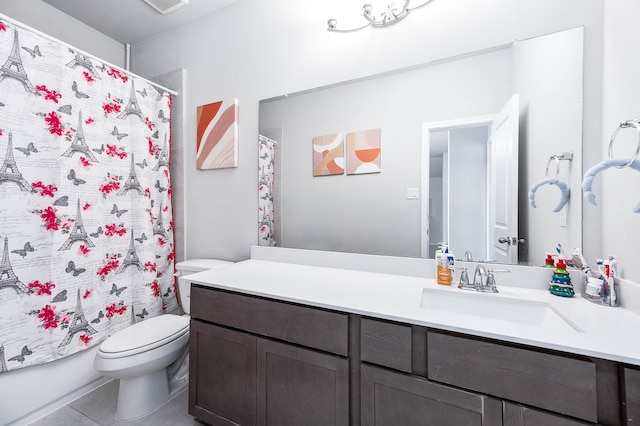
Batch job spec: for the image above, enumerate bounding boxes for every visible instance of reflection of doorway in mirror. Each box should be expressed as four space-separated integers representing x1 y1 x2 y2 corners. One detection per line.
421 97 519 264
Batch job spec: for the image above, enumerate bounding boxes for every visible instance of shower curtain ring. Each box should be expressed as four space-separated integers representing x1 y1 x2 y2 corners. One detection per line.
545 155 560 184
608 119 640 168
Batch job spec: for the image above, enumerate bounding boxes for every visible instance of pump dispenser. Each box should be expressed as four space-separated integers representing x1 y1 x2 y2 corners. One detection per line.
436 243 454 286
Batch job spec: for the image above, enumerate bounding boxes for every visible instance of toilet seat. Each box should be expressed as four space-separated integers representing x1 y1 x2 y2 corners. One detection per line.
98 314 190 359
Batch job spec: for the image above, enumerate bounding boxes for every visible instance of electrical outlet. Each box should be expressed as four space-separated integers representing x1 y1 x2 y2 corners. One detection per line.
559 206 567 227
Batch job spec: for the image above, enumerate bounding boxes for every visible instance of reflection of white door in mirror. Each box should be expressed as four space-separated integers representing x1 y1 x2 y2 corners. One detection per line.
421 95 519 264
490 95 520 264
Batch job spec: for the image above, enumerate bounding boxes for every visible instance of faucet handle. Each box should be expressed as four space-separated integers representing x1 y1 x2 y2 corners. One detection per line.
456 266 474 290
484 269 511 293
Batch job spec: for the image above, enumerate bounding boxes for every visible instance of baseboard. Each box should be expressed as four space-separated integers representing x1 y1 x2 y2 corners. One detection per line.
10 377 111 426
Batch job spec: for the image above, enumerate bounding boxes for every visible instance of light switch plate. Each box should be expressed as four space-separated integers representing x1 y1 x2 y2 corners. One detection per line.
406 188 419 199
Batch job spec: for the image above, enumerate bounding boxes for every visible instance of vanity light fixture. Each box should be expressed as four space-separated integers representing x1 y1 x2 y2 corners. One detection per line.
327 0 435 33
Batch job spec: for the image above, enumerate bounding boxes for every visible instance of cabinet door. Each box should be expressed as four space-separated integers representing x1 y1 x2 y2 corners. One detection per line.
503 402 592 425
626 367 640 423
257 338 349 426
361 364 502 426
189 320 257 426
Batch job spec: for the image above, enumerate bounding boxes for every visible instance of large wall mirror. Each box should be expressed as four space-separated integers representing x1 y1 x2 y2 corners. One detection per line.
259 27 584 266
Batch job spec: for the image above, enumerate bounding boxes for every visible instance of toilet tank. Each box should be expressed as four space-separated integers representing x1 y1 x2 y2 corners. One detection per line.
175 259 232 314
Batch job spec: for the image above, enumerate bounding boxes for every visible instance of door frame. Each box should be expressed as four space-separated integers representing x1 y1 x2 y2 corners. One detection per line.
420 115 495 258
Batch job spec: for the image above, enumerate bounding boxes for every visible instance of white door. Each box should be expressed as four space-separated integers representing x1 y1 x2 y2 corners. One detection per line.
490 95 520 264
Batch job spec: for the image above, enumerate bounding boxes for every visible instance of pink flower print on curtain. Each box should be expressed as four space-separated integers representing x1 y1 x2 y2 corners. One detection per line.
0 16 176 372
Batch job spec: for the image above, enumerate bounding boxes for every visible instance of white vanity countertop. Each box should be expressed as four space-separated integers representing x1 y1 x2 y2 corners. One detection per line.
187 259 640 366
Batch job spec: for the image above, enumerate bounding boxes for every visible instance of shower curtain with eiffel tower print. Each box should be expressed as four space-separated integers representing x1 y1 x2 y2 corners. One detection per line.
0 15 176 372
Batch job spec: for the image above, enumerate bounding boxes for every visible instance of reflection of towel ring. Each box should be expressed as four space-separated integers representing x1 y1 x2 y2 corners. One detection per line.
528 152 573 212
546 155 561 184
583 119 640 213
528 178 570 212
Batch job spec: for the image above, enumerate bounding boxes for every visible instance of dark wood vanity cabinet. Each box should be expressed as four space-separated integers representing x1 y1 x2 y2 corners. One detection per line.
189 285 349 426
360 318 623 426
426 331 599 422
190 285 632 426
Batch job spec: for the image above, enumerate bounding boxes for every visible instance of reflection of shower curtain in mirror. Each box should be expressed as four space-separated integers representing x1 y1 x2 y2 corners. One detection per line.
258 135 276 246
0 15 176 372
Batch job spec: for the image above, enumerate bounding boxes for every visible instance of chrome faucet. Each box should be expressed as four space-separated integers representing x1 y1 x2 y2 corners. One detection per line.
467 265 510 293
472 265 488 290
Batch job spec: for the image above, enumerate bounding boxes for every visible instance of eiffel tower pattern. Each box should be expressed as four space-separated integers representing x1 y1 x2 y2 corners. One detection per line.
117 154 144 196
65 52 101 80
117 80 145 122
0 131 34 192
0 29 36 94
58 288 97 347
152 204 169 240
61 111 99 162
0 237 29 295
58 199 96 251
152 134 170 171
116 230 144 273
0 344 8 373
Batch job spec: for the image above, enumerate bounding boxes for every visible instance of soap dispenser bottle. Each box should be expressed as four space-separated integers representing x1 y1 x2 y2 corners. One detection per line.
434 242 446 280
436 245 453 286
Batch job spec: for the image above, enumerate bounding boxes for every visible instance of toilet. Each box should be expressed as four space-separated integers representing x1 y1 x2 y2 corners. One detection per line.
93 259 232 421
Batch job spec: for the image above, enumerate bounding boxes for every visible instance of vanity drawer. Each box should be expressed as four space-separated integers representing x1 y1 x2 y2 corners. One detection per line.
427 331 598 423
191 285 349 356
360 318 412 372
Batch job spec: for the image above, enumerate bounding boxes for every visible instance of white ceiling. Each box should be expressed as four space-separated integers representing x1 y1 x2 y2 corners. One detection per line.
41 0 238 44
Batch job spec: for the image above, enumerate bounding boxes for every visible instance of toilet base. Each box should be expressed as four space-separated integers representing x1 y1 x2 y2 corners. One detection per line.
116 369 169 421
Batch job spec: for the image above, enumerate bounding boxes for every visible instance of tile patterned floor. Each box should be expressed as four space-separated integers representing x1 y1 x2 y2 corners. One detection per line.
29 380 200 426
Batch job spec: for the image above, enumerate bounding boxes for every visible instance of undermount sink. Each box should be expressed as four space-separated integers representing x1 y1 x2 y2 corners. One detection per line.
420 288 582 332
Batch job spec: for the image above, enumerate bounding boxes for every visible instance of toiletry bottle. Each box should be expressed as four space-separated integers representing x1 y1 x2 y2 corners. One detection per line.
434 242 446 279
544 253 555 267
436 254 452 285
604 256 617 306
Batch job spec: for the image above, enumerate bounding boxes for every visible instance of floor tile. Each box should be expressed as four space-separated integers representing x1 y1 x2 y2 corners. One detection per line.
68 380 119 425
29 406 99 426
32 379 197 426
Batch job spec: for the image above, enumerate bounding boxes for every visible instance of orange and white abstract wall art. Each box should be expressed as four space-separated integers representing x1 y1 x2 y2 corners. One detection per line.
312 132 345 176
346 128 381 175
196 98 238 169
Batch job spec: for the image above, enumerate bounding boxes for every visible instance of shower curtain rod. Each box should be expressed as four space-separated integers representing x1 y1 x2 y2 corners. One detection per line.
259 134 278 145
0 13 179 97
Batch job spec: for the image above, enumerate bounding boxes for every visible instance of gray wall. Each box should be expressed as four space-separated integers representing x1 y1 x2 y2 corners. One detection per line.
602 0 640 281
0 0 124 67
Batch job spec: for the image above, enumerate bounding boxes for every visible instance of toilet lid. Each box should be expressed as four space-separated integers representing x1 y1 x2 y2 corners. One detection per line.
99 314 189 355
